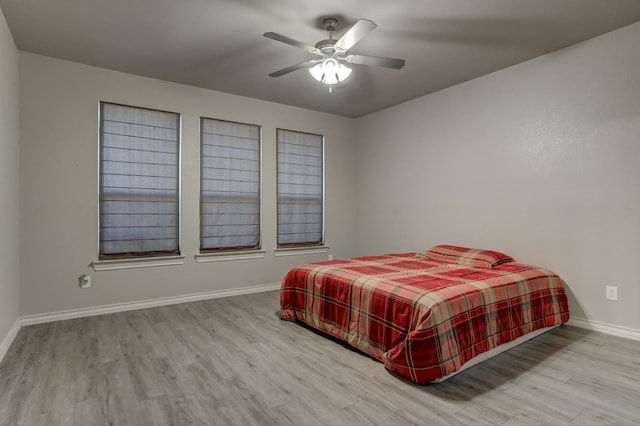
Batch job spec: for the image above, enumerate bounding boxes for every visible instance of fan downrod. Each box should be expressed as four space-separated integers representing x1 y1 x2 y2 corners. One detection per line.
316 18 341 49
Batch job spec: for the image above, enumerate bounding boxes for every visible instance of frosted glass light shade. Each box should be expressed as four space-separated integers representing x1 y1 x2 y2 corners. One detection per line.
309 58 352 85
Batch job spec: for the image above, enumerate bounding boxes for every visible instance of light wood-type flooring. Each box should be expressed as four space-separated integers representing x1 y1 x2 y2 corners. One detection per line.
1 290 639 425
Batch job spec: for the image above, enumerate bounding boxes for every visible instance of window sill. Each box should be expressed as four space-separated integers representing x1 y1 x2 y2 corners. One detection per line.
274 246 330 257
195 250 266 263
91 255 186 271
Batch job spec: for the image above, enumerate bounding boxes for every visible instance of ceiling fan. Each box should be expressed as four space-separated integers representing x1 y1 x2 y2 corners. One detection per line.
264 18 405 92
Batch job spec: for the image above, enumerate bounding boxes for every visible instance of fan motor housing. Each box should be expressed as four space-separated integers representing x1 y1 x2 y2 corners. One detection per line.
315 39 336 49
315 39 347 59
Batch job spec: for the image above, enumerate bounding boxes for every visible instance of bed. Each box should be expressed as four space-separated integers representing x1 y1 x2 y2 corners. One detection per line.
280 245 570 384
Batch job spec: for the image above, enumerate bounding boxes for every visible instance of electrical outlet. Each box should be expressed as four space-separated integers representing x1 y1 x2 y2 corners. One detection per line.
79 275 91 289
328 254 334 261
605 285 617 301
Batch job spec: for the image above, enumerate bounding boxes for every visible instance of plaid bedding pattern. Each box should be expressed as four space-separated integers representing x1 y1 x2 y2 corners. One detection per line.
280 253 570 384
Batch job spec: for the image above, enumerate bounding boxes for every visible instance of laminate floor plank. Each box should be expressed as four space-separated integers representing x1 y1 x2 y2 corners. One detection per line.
361 371 466 419
1 290 640 425
570 411 637 426
151 321 200 367
40 380 75 420
142 394 195 426
149 356 194 398
508 373 640 424
35 404 74 426
210 396 279 426
250 352 361 411
221 355 295 409
567 348 640 379
181 388 279 426
179 361 222 396
0 373 19 416
499 349 576 383
73 396 109 426
22 323 56 356
566 373 640 413
102 358 146 426
74 336 107 402
44 343 77 390
120 313 171 360
299 349 379 382
337 393 430 426
1 351 50 426
274 400 348 426
452 403 511 426
480 387 574 426
122 353 169 402
94 314 125 363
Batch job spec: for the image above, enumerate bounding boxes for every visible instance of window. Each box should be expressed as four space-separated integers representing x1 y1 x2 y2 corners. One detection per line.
276 129 324 247
200 118 261 251
99 102 181 259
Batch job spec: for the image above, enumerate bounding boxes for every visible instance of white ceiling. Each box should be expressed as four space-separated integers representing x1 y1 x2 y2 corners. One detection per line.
2 0 640 117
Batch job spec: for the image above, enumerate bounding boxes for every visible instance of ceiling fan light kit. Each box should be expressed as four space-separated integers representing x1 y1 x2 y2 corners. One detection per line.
264 17 405 93
308 59 352 92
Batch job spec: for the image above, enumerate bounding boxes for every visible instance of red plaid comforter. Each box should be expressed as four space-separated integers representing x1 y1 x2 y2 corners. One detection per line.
280 253 570 384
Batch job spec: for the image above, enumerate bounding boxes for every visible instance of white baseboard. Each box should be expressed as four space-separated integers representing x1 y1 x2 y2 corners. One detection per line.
567 317 640 342
20 282 280 326
0 318 21 364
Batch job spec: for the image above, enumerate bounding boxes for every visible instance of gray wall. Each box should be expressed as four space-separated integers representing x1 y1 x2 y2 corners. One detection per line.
19 53 357 316
13 21 640 335
0 8 20 344
354 22 640 330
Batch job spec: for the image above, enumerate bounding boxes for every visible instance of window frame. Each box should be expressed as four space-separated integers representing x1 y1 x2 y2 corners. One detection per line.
97 101 182 260
276 128 325 249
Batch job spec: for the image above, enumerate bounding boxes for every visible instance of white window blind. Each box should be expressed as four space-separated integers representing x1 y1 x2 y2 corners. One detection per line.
277 129 324 247
200 118 261 251
99 102 180 258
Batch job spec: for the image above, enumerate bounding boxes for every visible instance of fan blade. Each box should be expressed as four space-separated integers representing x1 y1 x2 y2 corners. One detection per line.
347 54 405 69
263 32 319 54
269 60 317 77
334 19 377 51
